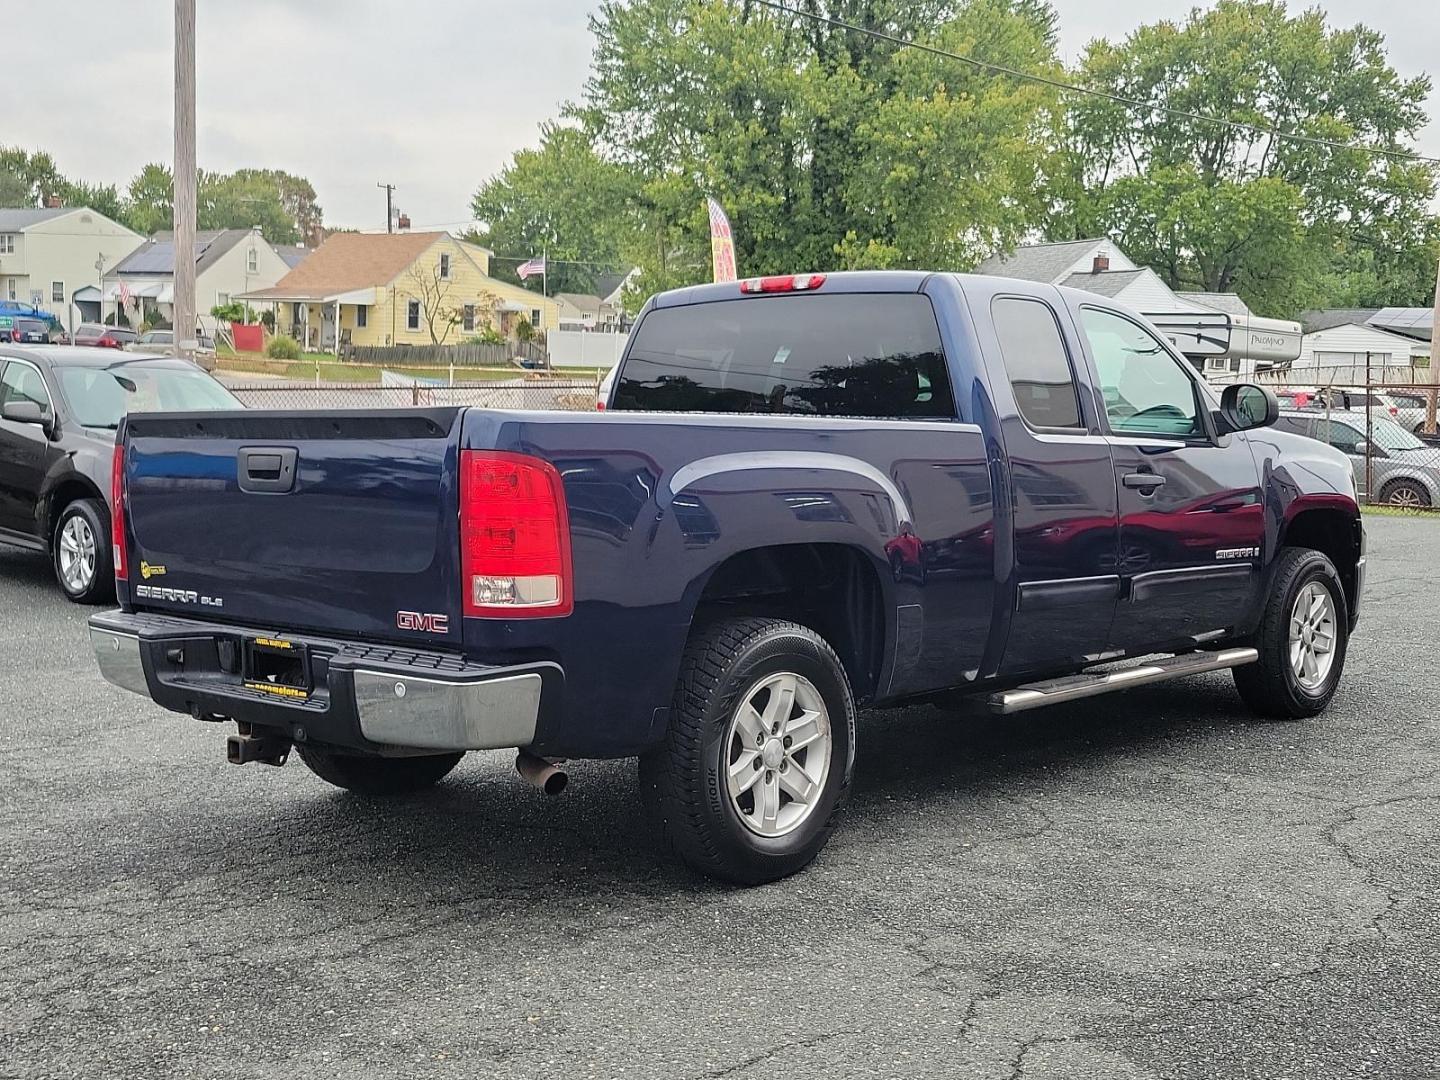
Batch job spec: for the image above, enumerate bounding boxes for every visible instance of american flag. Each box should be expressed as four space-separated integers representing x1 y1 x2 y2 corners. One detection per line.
516 256 546 280
117 279 132 307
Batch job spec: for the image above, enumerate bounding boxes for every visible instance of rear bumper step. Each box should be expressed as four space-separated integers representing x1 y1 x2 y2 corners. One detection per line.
88 610 560 754
989 647 1259 714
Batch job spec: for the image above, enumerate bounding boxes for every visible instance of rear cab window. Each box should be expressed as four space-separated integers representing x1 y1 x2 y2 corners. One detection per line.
990 296 1083 430
612 293 956 420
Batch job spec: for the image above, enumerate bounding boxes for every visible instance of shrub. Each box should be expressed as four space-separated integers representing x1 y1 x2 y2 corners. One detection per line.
265 334 302 360
514 316 534 343
211 301 256 323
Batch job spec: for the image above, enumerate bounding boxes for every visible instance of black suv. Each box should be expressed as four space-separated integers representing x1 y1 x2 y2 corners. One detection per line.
0 345 242 602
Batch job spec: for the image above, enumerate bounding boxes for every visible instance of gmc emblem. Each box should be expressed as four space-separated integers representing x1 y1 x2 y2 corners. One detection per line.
397 610 450 634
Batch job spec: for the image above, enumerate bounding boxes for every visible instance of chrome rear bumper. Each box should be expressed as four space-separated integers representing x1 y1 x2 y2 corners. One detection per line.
88 611 557 754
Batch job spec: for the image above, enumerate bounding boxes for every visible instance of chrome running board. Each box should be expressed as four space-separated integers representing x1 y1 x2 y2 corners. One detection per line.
989 647 1259 715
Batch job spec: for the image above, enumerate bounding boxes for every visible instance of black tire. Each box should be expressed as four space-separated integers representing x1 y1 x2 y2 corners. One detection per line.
638 617 856 885
52 497 114 605
1233 547 1349 719
1379 478 1431 508
297 746 463 795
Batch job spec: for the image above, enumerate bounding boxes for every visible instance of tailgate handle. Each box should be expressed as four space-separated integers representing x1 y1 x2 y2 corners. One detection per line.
238 446 298 493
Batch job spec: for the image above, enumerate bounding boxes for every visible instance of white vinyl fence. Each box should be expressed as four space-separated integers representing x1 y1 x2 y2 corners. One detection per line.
547 328 628 368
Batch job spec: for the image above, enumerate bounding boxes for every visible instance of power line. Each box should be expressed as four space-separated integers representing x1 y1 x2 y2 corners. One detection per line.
750 0 1440 168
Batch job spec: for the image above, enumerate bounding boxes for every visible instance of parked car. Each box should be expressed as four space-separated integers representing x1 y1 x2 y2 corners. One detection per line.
90 271 1363 884
595 364 618 409
1274 407 1439 507
0 345 243 602
134 328 218 371
70 324 138 349
1 315 52 344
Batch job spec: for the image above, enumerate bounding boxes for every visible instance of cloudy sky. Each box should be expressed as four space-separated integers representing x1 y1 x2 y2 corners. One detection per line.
8 1 1436 231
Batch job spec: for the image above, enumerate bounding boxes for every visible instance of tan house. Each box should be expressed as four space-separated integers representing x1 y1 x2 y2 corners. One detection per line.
240 231 559 351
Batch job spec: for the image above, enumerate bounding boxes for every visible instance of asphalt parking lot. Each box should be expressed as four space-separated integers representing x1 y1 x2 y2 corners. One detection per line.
2 515 1437 1080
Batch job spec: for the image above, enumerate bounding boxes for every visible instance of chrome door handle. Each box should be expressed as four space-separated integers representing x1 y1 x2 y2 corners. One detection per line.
1122 472 1166 490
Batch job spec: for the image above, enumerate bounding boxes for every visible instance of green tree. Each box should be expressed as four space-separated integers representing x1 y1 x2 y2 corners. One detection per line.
123 163 174 236
471 123 637 295
1050 0 1437 314
541 0 1061 303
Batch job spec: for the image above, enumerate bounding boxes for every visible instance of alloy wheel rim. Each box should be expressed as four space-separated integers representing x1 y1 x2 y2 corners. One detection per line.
723 671 832 838
1288 581 1337 692
58 516 96 593
1388 485 1425 507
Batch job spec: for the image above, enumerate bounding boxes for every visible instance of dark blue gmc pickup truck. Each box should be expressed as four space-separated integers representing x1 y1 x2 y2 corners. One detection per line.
90 271 1364 883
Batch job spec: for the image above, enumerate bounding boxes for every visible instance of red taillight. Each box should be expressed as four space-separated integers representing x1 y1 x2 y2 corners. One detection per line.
460 450 572 618
111 442 127 579
739 273 827 294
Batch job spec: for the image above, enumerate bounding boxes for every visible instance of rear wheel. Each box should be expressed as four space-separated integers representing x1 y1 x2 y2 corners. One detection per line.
1234 547 1349 719
1380 478 1430 508
639 617 855 885
297 746 463 795
52 498 114 605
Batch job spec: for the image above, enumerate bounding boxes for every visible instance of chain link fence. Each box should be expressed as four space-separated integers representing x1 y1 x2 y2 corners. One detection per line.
224 378 601 413
1209 369 1440 513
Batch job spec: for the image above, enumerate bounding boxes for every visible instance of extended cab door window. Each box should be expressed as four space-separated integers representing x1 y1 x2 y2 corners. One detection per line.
990 297 1083 431
1082 308 1203 439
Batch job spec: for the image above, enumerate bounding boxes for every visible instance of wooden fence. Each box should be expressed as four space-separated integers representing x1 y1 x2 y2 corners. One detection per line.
340 340 549 367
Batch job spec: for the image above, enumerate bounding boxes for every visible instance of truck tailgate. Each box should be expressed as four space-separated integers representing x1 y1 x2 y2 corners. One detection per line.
119 409 463 647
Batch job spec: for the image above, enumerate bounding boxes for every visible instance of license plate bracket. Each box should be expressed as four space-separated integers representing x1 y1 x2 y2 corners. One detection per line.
243 636 311 699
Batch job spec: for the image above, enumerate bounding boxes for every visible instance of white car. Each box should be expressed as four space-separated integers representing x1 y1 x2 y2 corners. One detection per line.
596 364 618 410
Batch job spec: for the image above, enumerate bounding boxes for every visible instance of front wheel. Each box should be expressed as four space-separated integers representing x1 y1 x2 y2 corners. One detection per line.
1233 547 1349 719
1380 478 1431 508
639 617 856 885
297 746 464 794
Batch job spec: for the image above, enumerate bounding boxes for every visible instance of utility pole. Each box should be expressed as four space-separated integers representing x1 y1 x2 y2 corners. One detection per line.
1429 254 1440 434
377 182 396 233
173 0 197 358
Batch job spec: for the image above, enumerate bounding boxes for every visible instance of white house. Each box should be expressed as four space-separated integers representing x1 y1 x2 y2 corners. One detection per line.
103 228 290 329
0 206 144 321
1292 322 1430 381
974 238 1302 374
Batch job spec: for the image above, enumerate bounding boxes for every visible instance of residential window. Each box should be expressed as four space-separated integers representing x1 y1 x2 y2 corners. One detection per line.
991 297 1082 430
0 234 14 254
1082 307 1203 438
52 281 64 303
216 293 230 308
407 300 420 331
246 247 258 274
5 279 14 301
531 308 542 330
355 305 368 329
462 304 475 332
439 253 451 280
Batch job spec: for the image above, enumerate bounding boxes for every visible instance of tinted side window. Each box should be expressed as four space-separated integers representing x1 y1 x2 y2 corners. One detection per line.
614 294 955 419
1312 418 1364 453
1082 308 1202 438
990 297 1082 429
0 362 51 414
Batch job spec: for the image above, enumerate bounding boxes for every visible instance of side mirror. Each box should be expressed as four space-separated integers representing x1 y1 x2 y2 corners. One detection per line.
1 400 46 426
1220 383 1278 432
1351 440 1369 455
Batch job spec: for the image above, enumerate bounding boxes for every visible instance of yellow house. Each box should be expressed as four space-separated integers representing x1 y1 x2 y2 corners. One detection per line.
239 231 559 351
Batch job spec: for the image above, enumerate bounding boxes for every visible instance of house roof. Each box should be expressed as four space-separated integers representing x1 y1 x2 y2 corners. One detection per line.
1059 269 1148 299
593 272 630 304
555 292 602 315
241 231 444 301
275 245 312 269
0 207 71 230
112 228 253 277
1298 308 1381 334
973 238 1108 284
1178 291 1254 319
1368 307 1433 341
